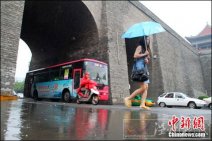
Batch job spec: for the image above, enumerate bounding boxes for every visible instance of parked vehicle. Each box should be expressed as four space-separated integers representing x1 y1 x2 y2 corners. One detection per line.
203 97 212 109
17 93 24 99
12 90 17 96
157 92 207 109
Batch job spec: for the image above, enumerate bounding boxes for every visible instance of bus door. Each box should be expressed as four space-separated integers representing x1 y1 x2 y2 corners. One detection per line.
73 69 82 91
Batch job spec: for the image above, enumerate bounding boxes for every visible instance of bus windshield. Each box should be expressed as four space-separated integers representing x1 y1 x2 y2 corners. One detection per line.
84 61 108 85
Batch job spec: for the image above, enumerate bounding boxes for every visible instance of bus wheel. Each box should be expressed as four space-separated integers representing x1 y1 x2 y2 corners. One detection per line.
33 90 39 101
63 91 70 103
91 95 99 105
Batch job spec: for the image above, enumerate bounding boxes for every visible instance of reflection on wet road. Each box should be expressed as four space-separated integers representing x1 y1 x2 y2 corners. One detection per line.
1 99 211 140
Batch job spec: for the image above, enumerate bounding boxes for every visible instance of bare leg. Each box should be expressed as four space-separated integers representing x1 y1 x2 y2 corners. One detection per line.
128 82 146 99
140 84 151 110
128 88 142 99
124 83 146 108
140 89 147 107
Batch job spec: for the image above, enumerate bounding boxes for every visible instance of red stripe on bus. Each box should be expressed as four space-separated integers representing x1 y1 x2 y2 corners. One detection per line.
47 58 107 69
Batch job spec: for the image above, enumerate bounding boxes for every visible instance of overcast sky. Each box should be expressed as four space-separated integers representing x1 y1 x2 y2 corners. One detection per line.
15 40 32 81
140 1 211 38
15 1 211 81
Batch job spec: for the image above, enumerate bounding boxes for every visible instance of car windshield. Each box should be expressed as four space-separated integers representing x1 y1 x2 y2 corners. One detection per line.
84 61 108 85
181 93 191 98
159 93 166 97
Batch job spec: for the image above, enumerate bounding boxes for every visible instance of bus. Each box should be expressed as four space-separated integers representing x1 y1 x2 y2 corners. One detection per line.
24 58 109 103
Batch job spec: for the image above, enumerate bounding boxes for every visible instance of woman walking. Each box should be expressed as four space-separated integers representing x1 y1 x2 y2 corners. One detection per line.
124 36 151 110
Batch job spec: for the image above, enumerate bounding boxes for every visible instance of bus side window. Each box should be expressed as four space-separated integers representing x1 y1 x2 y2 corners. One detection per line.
35 72 50 82
60 68 72 80
34 75 38 83
50 68 60 81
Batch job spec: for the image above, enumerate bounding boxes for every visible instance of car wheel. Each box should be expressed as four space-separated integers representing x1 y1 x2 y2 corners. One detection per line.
63 91 70 102
209 103 212 110
188 102 196 109
91 95 99 105
159 102 166 107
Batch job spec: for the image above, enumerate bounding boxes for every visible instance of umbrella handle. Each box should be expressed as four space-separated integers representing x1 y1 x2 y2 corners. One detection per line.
144 36 147 51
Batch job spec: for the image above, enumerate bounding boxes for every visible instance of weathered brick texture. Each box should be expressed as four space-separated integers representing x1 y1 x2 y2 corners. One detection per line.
1 1 25 95
200 53 211 96
1 1 209 103
103 1 207 102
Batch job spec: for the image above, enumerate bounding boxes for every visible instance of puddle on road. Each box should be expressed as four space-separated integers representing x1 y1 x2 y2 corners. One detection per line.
1 100 211 140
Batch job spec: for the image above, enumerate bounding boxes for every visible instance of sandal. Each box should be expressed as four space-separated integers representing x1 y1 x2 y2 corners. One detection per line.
140 106 151 110
124 97 132 108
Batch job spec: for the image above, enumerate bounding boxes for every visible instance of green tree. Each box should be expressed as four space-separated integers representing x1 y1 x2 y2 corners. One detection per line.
14 81 25 93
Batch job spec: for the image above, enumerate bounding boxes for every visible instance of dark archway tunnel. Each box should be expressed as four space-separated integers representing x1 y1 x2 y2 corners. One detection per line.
21 1 106 70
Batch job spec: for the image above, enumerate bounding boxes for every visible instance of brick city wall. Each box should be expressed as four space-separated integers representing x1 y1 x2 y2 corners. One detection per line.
104 1 206 103
199 53 211 96
0 1 208 103
1 1 25 95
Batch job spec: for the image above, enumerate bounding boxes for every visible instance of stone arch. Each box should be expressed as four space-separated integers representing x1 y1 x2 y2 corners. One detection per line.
20 1 102 70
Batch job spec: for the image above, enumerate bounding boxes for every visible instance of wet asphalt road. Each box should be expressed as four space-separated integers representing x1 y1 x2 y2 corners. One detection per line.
1 98 211 140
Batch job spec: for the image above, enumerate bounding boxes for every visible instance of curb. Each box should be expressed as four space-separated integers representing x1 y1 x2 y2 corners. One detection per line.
0 95 18 101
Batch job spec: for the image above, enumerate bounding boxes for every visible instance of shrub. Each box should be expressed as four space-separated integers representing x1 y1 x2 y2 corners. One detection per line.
14 81 24 93
198 96 209 100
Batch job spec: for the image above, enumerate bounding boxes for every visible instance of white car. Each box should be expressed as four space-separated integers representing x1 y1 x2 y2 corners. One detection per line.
13 90 17 95
157 92 207 109
17 93 24 99
203 97 211 109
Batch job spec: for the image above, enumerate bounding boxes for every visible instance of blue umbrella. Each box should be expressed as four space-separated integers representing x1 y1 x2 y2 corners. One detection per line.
121 21 165 38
